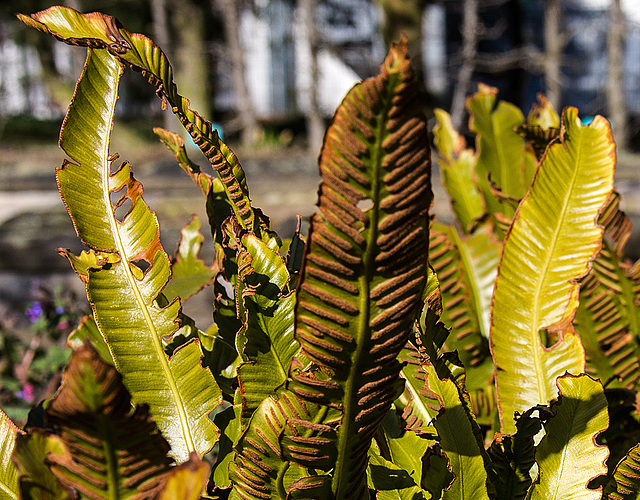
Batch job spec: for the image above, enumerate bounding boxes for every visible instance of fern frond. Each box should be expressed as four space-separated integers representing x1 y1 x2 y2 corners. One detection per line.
287 39 431 499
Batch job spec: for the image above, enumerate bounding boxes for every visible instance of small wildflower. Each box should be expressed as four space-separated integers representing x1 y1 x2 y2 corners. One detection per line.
25 302 43 323
16 383 35 403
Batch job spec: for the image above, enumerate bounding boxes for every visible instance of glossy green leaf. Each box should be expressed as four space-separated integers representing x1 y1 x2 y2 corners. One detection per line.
467 83 535 217
368 450 427 500
530 374 609 500
0 409 20 500
211 403 241 490
433 108 484 232
376 408 432 489
43 343 178 499
288 39 431 500
421 444 454 498
422 361 492 500
490 108 615 434
163 215 217 302
51 47 220 462
604 442 640 500
225 223 298 426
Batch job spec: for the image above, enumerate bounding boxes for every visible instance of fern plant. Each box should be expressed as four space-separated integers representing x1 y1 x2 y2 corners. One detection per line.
1 5 640 499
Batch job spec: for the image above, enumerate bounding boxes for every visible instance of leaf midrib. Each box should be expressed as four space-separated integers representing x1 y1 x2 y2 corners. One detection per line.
332 78 393 497
95 50 195 456
529 131 583 408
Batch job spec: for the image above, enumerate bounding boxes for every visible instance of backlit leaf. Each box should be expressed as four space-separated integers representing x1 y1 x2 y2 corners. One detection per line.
422 361 492 499
433 108 484 232
13 432 72 500
226 222 298 426
529 375 609 500
163 215 217 302
0 409 20 500
467 84 535 218
490 108 615 434
19 7 261 236
66 315 113 366
51 47 220 461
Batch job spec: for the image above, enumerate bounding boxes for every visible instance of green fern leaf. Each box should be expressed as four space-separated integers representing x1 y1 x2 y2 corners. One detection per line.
529 375 608 500
163 215 217 302
0 410 20 500
421 359 494 499
229 388 335 500
66 315 114 366
52 47 220 462
467 83 535 213
13 432 72 500
19 7 260 236
226 223 299 426
433 108 485 232
490 108 615 434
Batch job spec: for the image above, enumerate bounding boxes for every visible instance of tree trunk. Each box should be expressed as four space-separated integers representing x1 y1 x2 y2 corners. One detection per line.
450 0 478 130
543 0 561 111
173 0 211 126
607 0 627 149
215 0 260 146
377 0 428 92
298 0 324 154
150 0 176 131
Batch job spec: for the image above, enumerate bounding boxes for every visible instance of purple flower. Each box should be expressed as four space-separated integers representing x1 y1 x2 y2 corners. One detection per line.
25 302 43 323
55 306 65 315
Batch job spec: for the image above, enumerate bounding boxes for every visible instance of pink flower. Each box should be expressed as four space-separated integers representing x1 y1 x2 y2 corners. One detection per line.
17 383 35 403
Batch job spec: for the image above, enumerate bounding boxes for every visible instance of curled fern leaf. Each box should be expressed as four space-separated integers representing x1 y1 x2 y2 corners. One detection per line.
50 44 220 462
19 7 264 237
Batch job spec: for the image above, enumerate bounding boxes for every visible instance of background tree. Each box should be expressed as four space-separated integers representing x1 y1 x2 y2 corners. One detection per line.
174 0 211 134
543 0 561 110
297 0 324 154
607 0 627 149
450 0 478 129
376 0 430 101
150 0 175 131
212 0 260 147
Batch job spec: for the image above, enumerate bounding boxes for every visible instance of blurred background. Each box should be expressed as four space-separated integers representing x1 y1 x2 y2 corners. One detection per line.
1 0 640 417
